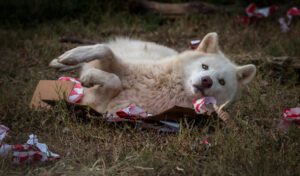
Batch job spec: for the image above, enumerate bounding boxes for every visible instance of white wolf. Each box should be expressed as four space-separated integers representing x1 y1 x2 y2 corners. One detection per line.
50 33 256 116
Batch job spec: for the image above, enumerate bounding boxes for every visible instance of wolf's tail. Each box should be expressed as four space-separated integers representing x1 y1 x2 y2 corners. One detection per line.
49 59 83 72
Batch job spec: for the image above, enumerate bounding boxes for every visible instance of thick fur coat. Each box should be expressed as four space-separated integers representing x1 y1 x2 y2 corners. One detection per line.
50 33 256 116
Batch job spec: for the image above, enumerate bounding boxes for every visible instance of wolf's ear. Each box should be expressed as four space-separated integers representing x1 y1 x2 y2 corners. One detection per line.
197 32 220 53
236 64 256 85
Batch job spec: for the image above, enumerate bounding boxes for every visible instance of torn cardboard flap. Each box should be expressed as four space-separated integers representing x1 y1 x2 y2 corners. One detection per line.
30 80 200 121
30 80 75 109
148 106 197 120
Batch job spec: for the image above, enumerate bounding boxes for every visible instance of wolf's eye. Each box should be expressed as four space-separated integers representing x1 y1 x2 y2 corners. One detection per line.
202 64 209 70
219 79 226 86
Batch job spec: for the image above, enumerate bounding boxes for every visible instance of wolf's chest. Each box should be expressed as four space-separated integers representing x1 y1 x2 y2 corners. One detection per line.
106 82 192 115
106 88 171 114
106 64 191 114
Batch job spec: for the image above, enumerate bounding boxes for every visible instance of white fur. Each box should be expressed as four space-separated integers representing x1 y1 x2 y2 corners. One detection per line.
50 33 256 116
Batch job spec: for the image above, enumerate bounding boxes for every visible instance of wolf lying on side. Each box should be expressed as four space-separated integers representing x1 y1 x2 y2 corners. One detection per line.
50 33 256 116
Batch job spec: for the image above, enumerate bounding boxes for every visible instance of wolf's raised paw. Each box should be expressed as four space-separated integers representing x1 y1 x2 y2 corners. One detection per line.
58 45 96 65
80 70 97 87
58 44 111 65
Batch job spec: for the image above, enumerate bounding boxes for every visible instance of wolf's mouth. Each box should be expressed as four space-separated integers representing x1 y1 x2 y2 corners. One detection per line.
192 84 206 96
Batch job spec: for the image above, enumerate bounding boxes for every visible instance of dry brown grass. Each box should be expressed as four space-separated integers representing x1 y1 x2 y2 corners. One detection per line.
0 13 299 175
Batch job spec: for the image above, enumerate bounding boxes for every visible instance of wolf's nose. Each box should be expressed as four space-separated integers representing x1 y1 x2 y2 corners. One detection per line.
201 76 213 88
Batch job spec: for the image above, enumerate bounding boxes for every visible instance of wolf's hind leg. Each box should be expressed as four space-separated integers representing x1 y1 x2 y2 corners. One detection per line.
56 44 113 65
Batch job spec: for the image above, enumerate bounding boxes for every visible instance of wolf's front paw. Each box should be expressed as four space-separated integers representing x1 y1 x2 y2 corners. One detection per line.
80 70 98 87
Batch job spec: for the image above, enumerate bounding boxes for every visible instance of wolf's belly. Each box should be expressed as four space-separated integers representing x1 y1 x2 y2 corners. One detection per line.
105 88 178 116
107 86 192 115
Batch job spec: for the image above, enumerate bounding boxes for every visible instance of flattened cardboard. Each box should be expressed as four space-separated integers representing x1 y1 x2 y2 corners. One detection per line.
30 80 199 121
147 106 197 121
30 80 75 109
43 99 102 116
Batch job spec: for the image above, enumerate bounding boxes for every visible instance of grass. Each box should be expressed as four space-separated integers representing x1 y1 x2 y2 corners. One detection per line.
0 12 300 175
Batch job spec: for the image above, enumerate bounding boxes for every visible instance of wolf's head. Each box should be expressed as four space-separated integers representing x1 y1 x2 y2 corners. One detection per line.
182 32 256 106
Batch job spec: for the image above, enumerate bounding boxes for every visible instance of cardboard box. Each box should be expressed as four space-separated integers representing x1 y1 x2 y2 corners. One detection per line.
30 80 75 109
30 80 199 120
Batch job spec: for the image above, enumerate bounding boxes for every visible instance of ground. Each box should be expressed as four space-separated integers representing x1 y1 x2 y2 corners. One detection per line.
0 13 299 175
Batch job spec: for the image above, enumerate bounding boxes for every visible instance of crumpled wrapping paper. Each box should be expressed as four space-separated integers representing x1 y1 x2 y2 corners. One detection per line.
278 107 300 131
279 7 300 32
238 3 277 25
193 97 217 115
58 76 84 103
0 125 60 164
